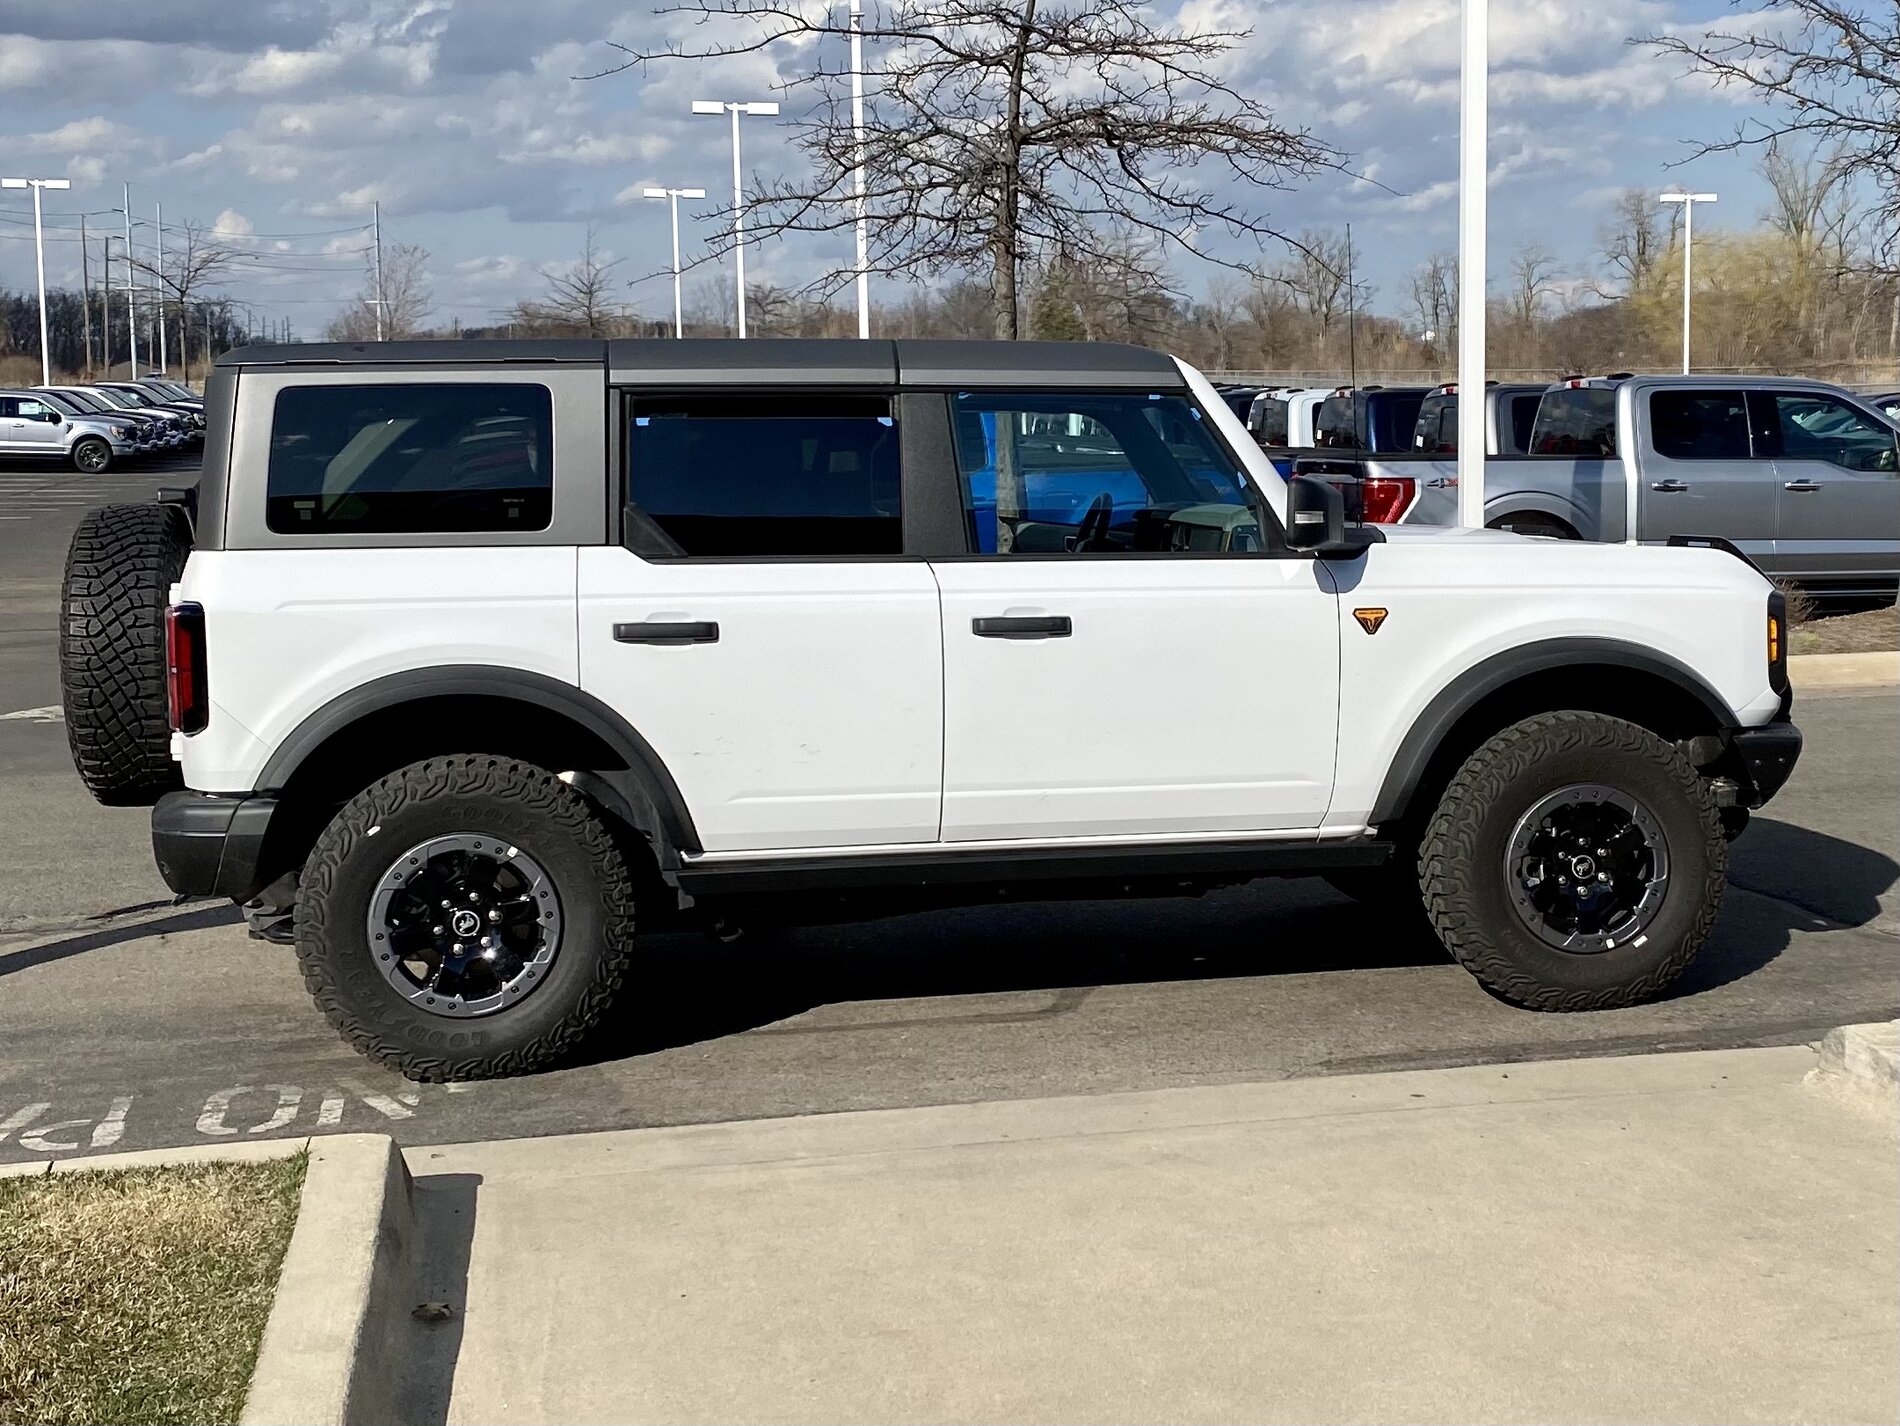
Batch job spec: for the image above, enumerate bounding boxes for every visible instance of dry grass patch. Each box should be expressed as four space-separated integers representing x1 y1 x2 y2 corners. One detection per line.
1793 602 1898 656
0 1154 306 1426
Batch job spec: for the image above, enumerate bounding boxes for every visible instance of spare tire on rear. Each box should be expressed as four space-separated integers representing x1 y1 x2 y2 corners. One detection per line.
61 502 193 805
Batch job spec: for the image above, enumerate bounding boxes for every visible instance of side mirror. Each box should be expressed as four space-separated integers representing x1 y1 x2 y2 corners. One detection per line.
43 410 62 424
1285 475 1383 559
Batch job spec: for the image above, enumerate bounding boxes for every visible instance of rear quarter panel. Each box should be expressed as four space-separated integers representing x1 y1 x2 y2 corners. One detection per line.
1325 536 1778 830
172 547 579 791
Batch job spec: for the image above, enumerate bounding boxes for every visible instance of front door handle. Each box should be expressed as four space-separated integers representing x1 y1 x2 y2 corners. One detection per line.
614 620 719 645
1783 480 1823 492
973 615 1072 640
1650 479 1690 493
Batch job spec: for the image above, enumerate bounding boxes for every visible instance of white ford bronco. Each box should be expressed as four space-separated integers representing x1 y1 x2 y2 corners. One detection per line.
59 339 1802 1080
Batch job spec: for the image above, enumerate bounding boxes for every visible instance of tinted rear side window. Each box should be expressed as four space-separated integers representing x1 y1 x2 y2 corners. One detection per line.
1649 390 1750 460
626 395 900 557
1530 388 1619 457
266 383 552 534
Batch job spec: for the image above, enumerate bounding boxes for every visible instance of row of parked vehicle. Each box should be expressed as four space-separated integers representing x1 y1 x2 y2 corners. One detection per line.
0 376 206 472
1212 374 1900 596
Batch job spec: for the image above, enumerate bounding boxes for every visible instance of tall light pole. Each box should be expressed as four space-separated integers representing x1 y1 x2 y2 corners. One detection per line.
1659 191 1717 375
692 98 780 338
2 175 72 385
643 186 707 338
849 0 870 338
1454 1 1487 530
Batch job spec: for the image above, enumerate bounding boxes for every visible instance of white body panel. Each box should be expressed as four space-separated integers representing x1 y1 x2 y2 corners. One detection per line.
1323 527 1778 828
932 558 1340 840
576 550 943 851
174 547 579 791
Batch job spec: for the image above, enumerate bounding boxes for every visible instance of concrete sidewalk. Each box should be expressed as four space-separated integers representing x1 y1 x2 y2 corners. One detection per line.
407 1046 1897 1425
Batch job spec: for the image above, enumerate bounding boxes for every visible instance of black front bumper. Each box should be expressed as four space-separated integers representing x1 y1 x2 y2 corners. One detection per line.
152 792 279 901
1731 721 1803 806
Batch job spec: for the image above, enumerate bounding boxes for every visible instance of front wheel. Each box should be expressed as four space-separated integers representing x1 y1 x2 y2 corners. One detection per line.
1420 712 1725 1011
70 437 112 473
294 756 638 1080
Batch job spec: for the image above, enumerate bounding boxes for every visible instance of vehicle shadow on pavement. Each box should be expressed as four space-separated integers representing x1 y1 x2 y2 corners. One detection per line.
0 902 242 979
1663 816 1896 1001
585 882 1449 1063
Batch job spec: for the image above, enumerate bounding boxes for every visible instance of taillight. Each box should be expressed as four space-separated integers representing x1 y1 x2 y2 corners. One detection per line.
1359 476 1417 524
166 602 208 734
1766 590 1788 694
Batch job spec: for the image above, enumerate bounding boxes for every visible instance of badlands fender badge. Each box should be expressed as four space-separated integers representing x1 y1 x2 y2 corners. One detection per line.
1353 608 1389 635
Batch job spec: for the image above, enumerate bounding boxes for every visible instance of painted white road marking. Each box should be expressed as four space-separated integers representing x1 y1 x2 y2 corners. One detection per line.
0 1102 51 1143
0 706 63 723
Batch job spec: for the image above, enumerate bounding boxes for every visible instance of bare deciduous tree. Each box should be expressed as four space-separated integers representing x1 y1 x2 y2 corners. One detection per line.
1643 1 1900 253
513 227 626 336
1507 243 1560 329
1598 187 1664 296
589 0 1340 337
327 243 433 341
1407 250 1457 355
129 221 237 379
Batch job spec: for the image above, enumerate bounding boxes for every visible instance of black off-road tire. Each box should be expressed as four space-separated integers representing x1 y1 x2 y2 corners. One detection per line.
60 502 191 805
70 436 113 474
295 756 637 1081
1419 712 1726 1011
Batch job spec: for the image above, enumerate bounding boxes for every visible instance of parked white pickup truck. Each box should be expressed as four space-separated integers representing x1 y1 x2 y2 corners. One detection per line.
60 340 1802 1080
1308 374 1900 596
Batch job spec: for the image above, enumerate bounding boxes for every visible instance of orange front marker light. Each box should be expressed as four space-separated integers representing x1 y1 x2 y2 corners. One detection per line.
1767 614 1781 667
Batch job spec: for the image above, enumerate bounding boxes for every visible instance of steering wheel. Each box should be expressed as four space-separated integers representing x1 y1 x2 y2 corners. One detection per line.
1073 492 1115 552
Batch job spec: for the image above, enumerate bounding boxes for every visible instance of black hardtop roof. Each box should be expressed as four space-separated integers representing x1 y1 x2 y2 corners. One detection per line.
216 337 1183 389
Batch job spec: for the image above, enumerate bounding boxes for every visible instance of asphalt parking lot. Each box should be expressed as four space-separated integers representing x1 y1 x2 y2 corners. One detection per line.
0 459 1894 1162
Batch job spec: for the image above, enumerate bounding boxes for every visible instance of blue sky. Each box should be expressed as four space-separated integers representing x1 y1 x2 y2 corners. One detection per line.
0 0 1786 335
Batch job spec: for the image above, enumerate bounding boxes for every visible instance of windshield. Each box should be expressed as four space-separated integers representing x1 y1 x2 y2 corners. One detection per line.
103 386 158 407
58 390 111 412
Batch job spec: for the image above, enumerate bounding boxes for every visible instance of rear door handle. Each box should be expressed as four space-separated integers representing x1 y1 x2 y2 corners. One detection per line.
614 620 719 645
973 615 1072 640
1783 480 1823 492
1650 479 1690 493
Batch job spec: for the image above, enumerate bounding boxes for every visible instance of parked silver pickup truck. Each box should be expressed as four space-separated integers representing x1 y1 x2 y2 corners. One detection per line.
1319 374 1900 595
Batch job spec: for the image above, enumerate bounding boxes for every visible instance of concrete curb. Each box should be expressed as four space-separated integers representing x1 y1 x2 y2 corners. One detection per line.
242 1134 417 1426
1805 1020 1900 1114
1789 650 1898 690
0 1136 309 1180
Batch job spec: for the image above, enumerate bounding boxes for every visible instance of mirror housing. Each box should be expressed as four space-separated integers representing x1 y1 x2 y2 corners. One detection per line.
1285 475 1384 558
42 410 62 424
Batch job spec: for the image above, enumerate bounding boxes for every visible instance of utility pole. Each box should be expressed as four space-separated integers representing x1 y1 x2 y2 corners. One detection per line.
102 235 116 376
123 182 139 376
79 215 93 379
372 200 386 341
156 200 168 373
849 0 870 338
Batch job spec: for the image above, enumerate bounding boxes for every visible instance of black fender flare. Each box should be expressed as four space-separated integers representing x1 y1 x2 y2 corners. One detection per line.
1368 638 1739 826
254 665 701 856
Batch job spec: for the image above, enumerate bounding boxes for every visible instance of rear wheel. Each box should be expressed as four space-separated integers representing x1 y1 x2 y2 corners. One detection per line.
1420 712 1725 1010
295 756 638 1080
1488 513 1577 539
70 437 112 474
61 502 191 805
